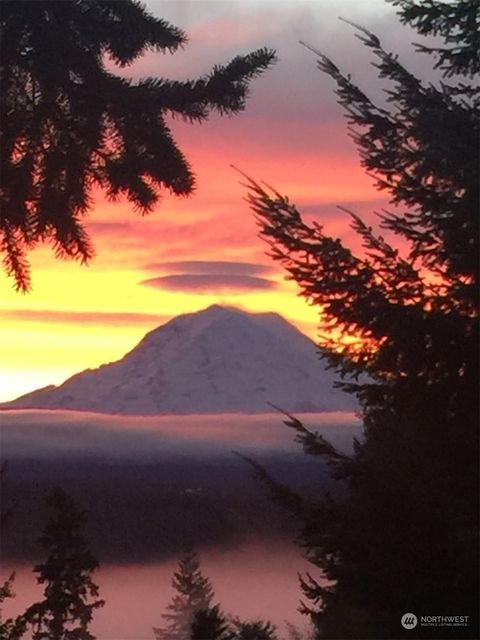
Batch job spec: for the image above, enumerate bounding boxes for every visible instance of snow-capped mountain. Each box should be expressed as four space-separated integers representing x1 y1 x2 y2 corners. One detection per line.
3 305 356 414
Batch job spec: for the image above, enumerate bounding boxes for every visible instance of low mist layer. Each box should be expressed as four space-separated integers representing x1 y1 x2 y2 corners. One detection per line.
1 411 360 562
0 409 359 460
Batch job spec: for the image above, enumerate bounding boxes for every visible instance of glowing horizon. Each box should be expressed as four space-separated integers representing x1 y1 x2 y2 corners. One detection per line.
1 0 410 402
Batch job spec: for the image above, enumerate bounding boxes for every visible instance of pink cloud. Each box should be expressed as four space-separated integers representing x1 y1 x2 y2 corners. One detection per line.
2 310 169 327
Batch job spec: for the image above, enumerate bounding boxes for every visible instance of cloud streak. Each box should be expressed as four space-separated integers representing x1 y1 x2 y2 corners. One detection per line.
1 310 169 327
140 274 278 293
143 260 275 276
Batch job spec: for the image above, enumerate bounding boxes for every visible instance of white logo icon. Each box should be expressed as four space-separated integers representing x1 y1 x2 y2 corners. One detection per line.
401 613 418 629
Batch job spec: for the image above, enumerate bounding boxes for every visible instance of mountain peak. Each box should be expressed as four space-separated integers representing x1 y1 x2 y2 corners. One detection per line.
188 303 247 323
191 304 285 327
184 304 274 321
203 303 238 314
3 306 356 415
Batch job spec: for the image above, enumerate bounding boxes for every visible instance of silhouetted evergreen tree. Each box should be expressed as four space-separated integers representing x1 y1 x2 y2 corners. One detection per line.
284 621 314 640
0 609 27 640
0 573 25 640
190 606 233 640
0 462 15 611
23 488 104 640
243 1 478 638
232 618 278 640
0 0 275 291
154 549 214 640
0 575 14 608
190 608 278 640
0 463 25 640
0 573 18 640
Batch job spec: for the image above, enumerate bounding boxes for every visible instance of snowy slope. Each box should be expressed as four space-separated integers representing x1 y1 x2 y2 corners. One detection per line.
3 305 356 414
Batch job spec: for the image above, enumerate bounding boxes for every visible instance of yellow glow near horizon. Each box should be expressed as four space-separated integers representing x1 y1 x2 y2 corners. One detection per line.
0 242 325 402
0 0 394 403
0 170 382 403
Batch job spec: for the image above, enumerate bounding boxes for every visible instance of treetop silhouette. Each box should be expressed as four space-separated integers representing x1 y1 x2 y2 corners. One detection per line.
154 549 215 640
12 488 105 640
242 0 478 636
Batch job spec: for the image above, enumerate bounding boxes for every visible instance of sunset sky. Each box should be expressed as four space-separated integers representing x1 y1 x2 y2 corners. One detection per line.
0 0 427 402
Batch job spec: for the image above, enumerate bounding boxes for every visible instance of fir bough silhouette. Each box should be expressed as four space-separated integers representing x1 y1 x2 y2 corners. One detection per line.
0 0 275 291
